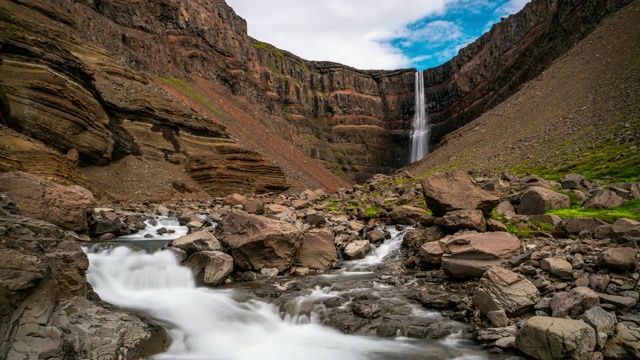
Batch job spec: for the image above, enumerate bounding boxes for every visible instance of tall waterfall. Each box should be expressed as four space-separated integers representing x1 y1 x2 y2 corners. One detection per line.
410 70 429 163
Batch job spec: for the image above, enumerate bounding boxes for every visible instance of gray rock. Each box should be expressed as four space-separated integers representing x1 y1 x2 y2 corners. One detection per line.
496 200 515 216
473 267 540 317
602 323 640 359
589 274 610 293
596 247 638 272
514 316 596 360
561 174 585 190
260 267 279 277
518 186 570 215
580 306 616 336
487 309 510 327
597 293 638 310
584 190 625 209
550 287 600 317
562 217 607 235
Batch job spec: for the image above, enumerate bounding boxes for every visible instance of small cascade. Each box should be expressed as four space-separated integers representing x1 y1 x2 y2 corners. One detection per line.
410 70 429 163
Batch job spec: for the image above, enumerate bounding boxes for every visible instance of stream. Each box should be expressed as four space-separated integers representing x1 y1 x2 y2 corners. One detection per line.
85 220 491 360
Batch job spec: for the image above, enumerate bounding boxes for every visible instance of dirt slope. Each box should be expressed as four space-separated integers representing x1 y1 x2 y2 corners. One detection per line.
407 0 640 181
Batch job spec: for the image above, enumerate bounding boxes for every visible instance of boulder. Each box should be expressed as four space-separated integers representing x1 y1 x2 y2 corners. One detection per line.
403 227 445 250
0 171 95 232
514 316 596 360
584 191 625 209
518 186 570 215
223 193 247 207
561 174 585 190
389 205 433 225
184 251 233 285
496 200 515 216
550 287 600 317
420 171 499 217
540 257 573 278
434 209 486 232
294 228 336 270
596 247 638 272
215 210 303 271
594 218 640 243
473 267 540 317
596 293 638 310
579 306 616 337
343 240 370 260
365 228 389 244
244 198 265 214
264 204 297 222
171 230 222 255
562 217 607 235
433 231 521 279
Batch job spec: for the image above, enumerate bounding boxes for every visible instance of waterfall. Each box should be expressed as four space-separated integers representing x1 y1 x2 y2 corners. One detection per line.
410 70 429 163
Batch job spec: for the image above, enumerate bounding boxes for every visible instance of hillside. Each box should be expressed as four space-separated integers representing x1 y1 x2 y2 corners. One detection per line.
409 0 640 182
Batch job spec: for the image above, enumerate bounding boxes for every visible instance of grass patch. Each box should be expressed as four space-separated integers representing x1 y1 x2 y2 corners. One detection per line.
547 200 640 222
366 206 382 218
162 77 224 117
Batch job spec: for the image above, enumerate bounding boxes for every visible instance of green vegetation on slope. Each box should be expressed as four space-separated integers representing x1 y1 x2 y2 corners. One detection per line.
160 77 225 117
547 200 640 222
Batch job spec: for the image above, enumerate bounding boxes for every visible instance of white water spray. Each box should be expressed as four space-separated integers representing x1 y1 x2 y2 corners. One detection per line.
410 70 429 163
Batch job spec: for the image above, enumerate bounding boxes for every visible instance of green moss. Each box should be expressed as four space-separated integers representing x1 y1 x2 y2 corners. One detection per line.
546 200 640 222
366 206 382 217
161 77 224 117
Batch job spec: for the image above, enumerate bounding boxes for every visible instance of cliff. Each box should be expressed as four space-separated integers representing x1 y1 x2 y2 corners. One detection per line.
0 0 634 195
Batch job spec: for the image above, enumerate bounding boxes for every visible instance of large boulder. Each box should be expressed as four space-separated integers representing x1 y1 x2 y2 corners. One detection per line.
579 306 616 337
184 251 233 285
421 231 521 278
473 267 540 317
434 209 486 232
420 171 499 217
343 240 371 260
389 205 433 225
594 218 640 243
0 171 96 232
596 247 638 272
514 316 596 360
561 217 607 235
403 227 445 250
295 228 337 270
215 210 303 271
584 190 626 209
518 186 570 215
171 230 222 255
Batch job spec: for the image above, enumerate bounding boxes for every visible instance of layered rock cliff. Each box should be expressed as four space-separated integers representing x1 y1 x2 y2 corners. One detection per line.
0 0 634 194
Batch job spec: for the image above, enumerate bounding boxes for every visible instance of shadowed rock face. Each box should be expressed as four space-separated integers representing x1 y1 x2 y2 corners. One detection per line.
0 0 632 189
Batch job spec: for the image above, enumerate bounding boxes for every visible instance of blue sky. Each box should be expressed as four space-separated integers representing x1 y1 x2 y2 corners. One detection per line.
226 0 530 70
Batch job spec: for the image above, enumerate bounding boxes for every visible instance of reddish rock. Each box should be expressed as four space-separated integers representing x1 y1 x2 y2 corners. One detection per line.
435 209 487 232
473 267 540 317
295 228 336 270
389 205 433 225
421 171 500 217
518 186 570 215
596 247 638 272
0 171 95 232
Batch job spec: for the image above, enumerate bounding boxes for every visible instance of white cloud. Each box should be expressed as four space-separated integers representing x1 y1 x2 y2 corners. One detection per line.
226 0 448 69
495 0 530 17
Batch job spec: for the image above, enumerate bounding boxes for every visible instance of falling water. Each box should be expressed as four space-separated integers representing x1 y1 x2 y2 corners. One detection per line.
410 70 429 163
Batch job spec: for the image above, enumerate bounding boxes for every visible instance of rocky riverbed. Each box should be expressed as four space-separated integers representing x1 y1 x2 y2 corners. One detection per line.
1 169 639 359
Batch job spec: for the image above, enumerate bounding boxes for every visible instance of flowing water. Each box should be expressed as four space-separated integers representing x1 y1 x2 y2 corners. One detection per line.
86 224 490 360
411 70 429 163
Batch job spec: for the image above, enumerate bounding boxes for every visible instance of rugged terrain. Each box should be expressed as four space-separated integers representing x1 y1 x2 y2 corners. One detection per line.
0 0 635 199
408 0 640 182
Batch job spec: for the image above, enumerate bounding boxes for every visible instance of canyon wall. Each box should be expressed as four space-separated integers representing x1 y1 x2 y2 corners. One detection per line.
0 0 634 192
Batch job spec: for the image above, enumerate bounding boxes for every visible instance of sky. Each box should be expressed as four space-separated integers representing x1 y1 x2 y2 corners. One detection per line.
225 0 531 70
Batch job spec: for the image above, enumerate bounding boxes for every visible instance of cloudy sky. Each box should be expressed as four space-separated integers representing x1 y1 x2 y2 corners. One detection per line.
225 0 530 70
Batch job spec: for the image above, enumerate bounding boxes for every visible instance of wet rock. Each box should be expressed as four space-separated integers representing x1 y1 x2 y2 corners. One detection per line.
184 251 233 285
343 240 371 260
596 247 638 272
430 231 521 279
420 171 500 217
514 316 596 360
473 267 540 317
171 230 221 255
351 301 383 319
365 228 389 244
216 210 303 271
518 186 570 215
0 171 96 232
584 191 626 209
540 257 573 278
294 228 336 270
389 205 433 225
550 287 600 317
435 209 487 233
403 227 445 250
579 306 616 336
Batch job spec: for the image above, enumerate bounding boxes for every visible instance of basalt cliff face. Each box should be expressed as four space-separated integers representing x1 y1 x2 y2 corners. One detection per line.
0 0 633 196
